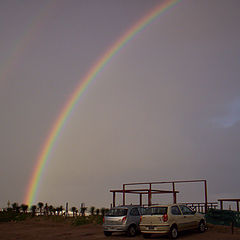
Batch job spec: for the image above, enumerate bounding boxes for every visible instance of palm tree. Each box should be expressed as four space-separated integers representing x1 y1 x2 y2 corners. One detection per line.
49 205 54 215
31 205 37 216
12 202 20 213
90 206 95 216
12 202 18 211
56 207 60 216
38 202 44 215
59 205 63 216
71 207 77 217
44 203 49 215
20 204 28 213
80 206 87 216
101 208 106 216
96 208 100 215
53 207 57 215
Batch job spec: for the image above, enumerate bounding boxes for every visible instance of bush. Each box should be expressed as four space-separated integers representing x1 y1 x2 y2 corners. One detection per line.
72 216 90 226
72 215 103 226
0 210 29 222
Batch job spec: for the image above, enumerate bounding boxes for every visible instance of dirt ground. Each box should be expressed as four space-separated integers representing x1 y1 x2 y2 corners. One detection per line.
0 218 240 240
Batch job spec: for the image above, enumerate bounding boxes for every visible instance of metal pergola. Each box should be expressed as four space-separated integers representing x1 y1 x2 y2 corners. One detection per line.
218 198 240 212
110 179 208 212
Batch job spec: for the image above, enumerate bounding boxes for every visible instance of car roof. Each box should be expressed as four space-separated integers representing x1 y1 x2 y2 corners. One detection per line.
111 205 142 209
147 204 179 208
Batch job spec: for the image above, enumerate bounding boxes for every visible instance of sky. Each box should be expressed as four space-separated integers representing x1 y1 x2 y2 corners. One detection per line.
1 0 240 210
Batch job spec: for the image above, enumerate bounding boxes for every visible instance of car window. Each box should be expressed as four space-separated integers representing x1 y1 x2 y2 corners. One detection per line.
179 205 195 215
143 207 168 215
130 208 140 216
171 206 182 215
106 208 128 216
139 207 146 215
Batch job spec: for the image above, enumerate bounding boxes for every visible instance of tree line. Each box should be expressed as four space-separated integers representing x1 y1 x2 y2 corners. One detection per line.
3 201 109 217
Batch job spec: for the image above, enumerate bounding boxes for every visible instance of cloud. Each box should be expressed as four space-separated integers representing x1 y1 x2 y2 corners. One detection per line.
212 97 240 128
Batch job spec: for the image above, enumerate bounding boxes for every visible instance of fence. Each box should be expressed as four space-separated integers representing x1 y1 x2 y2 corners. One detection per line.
184 202 218 213
206 209 240 228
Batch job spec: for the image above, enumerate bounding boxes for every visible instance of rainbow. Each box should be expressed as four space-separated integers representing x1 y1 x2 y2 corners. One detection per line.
24 0 181 206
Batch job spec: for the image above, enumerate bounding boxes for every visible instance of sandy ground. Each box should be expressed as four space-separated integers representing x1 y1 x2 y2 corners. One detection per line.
0 218 240 240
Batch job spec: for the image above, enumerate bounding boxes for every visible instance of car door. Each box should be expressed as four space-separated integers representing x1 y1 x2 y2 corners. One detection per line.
179 205 196 229
170 205 185 231
128 207 140 227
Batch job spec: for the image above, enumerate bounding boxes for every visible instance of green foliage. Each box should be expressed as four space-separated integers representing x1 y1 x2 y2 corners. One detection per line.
20 204 28 213
100 208 106 216
80 206 87 216
206 209 240 227
94 215 104 224
38 202 44 214
48 215 66 223
71 206 77 217
72 216 90 226
31 205 37 216
95 208 100 215
90 206 95 215
0 210 29 222
72 215 103 226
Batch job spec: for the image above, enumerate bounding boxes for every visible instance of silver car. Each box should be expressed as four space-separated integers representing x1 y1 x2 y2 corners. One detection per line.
103 205 144 237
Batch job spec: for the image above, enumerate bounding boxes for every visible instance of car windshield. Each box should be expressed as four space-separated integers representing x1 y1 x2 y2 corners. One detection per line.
106 208 128 216
143 207 168 215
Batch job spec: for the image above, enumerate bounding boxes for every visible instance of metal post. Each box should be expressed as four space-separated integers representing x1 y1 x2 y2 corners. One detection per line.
113 192 116 207
140 193 142 206
220 200 223 210
172 182 177 203
148 184 152 206
204 180 208 213
237 201 239 212
123 184 126 206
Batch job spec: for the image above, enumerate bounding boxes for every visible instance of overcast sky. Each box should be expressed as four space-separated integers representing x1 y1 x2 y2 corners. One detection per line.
1 0 240 209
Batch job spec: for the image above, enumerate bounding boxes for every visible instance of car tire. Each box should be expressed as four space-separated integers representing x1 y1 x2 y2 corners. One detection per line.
143 233 152 238
127 225 137 237
104 231 112 236
169 225 178 239
198 220 206 233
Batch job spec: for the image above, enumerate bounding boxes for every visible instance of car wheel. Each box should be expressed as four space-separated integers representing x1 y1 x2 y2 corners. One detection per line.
143 233 151 238
127 225 137 237
198 220 206 233
169 225 178 239
104 231 112 236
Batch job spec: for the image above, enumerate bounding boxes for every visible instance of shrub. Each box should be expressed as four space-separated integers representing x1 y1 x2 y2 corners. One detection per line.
0 211 29 222
72 216 90 226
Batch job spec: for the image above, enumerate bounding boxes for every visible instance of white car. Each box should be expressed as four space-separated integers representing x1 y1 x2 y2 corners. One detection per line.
140 204 206 239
